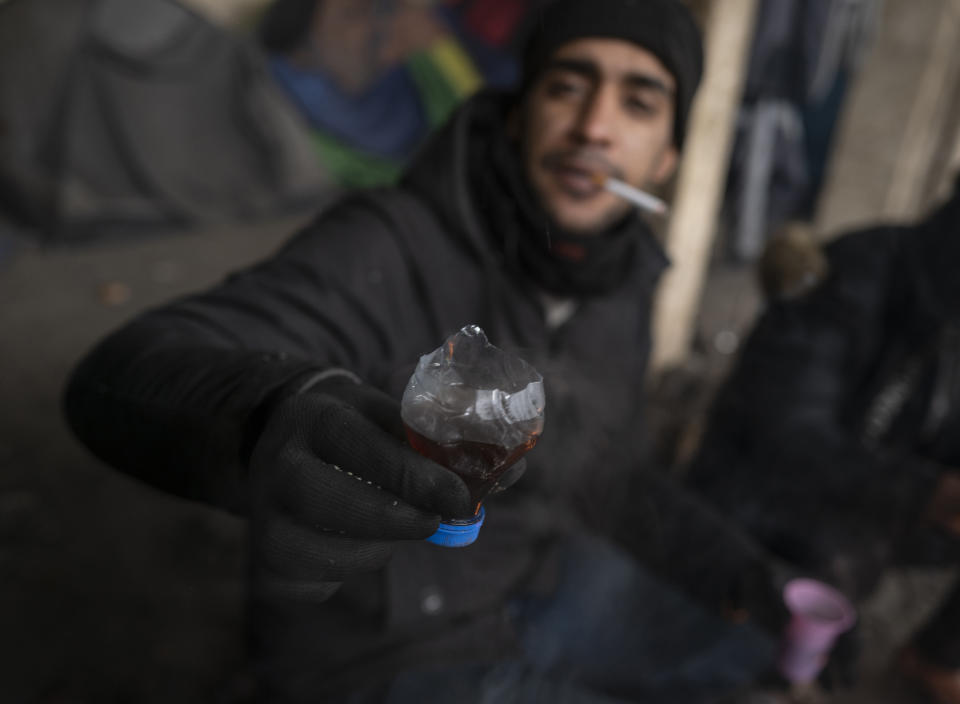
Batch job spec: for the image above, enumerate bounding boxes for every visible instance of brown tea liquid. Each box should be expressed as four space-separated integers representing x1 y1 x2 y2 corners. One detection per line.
404 425 538 516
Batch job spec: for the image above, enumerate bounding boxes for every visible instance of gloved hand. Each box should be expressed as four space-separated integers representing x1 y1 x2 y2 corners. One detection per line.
247 373 527 701
249 374 475 603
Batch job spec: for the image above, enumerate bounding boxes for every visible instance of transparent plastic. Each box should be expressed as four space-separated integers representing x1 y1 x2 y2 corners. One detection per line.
402 325 545 543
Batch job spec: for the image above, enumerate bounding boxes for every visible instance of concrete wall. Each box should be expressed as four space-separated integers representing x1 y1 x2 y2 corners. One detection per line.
816 0 960 236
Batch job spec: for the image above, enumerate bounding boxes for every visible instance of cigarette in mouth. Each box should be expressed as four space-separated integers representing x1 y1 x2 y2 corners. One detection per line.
592 173 669 215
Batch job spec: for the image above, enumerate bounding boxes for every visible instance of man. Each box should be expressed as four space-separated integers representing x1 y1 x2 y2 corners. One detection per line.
66 1 789 701
688 180 960 702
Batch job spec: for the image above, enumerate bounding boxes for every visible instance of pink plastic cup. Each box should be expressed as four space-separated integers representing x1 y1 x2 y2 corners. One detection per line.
777 578 857 683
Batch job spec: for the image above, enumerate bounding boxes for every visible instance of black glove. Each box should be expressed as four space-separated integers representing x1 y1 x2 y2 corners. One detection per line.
248 374 480 603
248 373 530 701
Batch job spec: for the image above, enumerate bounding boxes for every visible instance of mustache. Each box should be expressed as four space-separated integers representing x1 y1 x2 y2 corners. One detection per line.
540 150 625 182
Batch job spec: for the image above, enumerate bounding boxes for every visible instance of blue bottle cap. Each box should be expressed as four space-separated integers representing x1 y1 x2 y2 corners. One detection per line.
426 506 485 548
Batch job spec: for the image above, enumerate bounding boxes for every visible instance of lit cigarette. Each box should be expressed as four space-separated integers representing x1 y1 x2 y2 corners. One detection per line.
593 174 669 215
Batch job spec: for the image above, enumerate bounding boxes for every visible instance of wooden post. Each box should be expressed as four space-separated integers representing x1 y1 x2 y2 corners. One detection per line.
650 0 759 372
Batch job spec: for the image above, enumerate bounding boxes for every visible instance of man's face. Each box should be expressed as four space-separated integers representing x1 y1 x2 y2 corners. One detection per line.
518 38 680 235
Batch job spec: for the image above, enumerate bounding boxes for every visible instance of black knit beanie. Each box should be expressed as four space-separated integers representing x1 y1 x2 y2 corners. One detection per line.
522 0 704 149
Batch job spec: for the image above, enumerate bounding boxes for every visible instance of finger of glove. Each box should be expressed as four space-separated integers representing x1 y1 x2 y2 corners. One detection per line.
254 515 395 583
305 399 471 518
311 379 405 439
275 452 441 539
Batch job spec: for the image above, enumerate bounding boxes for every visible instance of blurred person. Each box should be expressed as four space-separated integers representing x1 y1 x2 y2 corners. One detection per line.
688 178 960 701
65 1 801 701
437 0 548 88
260 0 488 187
0 0 326 242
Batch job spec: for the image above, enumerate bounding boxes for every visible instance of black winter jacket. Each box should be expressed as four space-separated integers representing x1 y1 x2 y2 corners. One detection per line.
66 92 775 697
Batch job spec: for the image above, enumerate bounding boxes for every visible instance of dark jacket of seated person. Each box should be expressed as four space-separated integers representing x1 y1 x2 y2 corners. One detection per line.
689 179 960 670
64 2 790 701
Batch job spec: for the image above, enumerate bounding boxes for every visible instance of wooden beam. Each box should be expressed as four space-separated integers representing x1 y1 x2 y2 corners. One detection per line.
650 0 759 371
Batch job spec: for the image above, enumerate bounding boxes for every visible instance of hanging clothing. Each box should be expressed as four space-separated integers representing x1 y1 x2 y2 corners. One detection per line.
725 0 882 260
